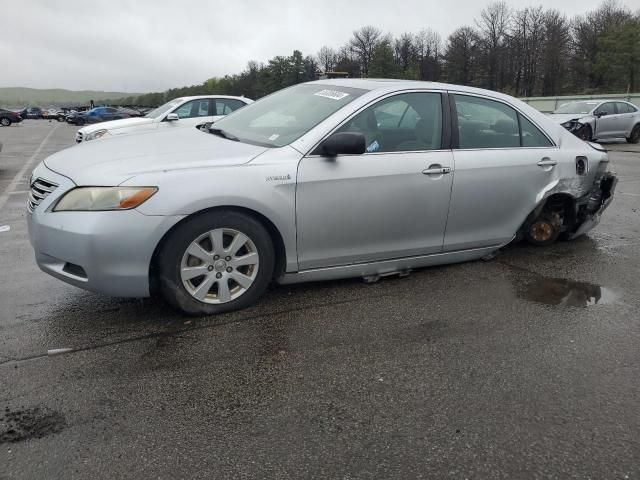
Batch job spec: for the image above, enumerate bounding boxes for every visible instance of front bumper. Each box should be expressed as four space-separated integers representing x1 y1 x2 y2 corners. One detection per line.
27 164 184 297
570 172 618 239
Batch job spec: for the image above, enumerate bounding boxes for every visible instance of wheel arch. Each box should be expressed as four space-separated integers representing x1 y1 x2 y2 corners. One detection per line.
148 205 288 296
517 192 578 240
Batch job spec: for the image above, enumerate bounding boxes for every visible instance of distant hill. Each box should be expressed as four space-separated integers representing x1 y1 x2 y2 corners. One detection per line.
0 87 144 108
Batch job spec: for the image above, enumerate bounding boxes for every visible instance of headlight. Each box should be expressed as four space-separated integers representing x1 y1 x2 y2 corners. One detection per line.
84 129 108 141
561 120 579 131
53 187 158 212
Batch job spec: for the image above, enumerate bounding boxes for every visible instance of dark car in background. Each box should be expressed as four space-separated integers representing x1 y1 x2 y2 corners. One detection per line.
20 107 44 119
66 106 139 126
42 108 67 122
0 109 23 126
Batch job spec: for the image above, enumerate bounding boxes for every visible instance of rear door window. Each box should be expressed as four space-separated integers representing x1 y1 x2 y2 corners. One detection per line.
616 102 632 114
454 94 552 149
519 114 553 147
454 95 519 148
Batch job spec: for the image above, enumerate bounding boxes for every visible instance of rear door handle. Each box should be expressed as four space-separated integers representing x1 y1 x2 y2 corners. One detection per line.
537 158 557 167
422 166 452 175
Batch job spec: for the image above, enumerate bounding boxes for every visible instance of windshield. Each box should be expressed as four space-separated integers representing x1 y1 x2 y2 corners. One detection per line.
554 101 599 115
210 84 367 147
145 98 184 118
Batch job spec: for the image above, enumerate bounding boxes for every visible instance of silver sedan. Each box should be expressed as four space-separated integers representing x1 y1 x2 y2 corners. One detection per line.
549 99 640 143
28 80 617 315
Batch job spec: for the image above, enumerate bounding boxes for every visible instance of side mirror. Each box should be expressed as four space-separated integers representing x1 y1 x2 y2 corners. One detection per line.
319 132 366 157
166 113 179 121
596 111 608 118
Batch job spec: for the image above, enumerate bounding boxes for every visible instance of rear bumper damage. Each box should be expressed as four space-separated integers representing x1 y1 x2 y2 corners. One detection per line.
569 172 618 239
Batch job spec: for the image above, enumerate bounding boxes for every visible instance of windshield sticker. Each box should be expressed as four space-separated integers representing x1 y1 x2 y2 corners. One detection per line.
268 133 280 141
314 89 350 101
367 140 380 152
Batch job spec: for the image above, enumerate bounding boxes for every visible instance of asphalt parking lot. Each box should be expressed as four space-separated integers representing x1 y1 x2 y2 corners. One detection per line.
0 120 639 479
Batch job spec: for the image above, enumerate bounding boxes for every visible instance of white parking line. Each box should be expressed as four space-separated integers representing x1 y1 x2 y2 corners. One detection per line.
0 124 59 212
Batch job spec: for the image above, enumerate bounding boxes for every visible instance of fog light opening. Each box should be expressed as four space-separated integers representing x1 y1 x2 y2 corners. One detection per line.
62 262 87 279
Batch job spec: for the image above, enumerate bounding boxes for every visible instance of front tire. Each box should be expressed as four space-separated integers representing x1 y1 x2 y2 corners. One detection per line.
627 125 640 144
0 118 11 127
157 211 275 316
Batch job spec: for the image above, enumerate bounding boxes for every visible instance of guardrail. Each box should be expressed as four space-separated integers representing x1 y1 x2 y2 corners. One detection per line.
520 93 640 113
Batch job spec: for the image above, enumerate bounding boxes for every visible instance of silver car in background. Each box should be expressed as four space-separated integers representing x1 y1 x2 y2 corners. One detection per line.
28 80 617 315
549 99 640 143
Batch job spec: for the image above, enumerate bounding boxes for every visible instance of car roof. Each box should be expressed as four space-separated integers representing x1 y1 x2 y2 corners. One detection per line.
179 95 252 101
305 78 519 103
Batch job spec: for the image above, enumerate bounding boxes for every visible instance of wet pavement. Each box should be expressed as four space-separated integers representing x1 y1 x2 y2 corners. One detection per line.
0 121 639 479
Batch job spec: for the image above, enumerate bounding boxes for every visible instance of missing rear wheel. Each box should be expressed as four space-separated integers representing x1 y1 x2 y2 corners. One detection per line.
526 213 561 246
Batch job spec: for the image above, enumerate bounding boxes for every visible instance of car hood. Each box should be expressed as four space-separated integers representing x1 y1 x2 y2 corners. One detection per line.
547 113 591 124
78 116 155 134
44 127 269 185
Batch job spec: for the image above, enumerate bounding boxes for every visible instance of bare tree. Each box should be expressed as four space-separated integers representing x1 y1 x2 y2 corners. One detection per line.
508 7 546 96
444 27 481 85
540 10 571 95
317 46 337 73
415 29 442 80
394 33 416 75
349 26 383 76
334 45 361 77
476 2 510 90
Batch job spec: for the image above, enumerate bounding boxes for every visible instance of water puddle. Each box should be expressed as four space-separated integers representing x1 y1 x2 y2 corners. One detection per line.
516 276 617 307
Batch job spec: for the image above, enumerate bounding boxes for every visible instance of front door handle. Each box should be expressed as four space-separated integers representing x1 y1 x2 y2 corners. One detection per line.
422 165 452 175
537 158 557 167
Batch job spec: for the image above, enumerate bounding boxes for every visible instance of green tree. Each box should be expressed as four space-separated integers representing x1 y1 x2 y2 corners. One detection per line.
596 18 640 92
369 41 396 78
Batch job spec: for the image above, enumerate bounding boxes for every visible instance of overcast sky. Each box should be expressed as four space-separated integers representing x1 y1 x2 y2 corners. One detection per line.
0 0 628 93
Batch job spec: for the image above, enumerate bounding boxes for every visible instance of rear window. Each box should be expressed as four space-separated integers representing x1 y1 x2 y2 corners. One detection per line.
616 102 636 114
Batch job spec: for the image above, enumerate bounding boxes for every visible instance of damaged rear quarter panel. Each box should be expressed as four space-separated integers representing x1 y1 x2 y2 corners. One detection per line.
540 144 609 200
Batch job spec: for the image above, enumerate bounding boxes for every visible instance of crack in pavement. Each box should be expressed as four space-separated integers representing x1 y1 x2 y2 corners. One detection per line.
0 291 393 368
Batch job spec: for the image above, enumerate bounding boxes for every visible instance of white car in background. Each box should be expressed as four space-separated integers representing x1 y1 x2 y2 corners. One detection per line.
75 95 252 143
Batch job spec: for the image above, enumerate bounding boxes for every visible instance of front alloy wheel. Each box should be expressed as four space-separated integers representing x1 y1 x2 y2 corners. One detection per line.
0 118 11 127
180 228 260 304
627 125 640 144
157 211 274 315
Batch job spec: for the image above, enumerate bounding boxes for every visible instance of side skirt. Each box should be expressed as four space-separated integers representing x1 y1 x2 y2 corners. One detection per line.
277 245 501 285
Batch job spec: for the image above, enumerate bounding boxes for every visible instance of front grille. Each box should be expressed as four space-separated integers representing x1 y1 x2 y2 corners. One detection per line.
75 131 83 143
28 178 59 213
